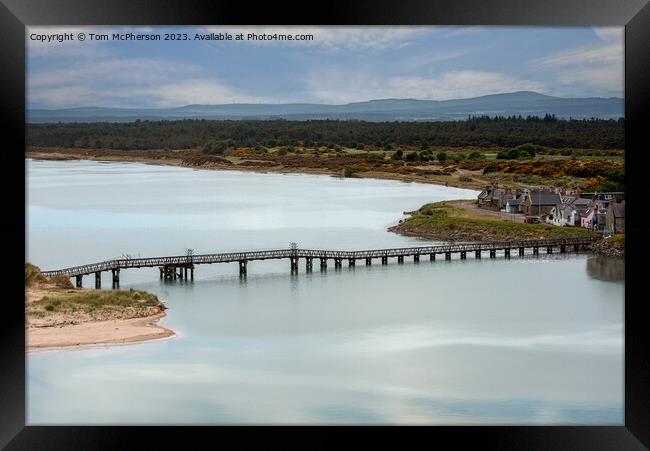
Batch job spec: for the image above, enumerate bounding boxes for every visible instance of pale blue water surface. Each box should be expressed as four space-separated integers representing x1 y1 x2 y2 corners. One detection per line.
26 159 624 425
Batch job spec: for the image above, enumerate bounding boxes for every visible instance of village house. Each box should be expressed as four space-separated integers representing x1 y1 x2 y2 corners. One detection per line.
477 185 510 210
581 199 610 230
547 196 592 227
522 189 561 217
605 200 625 235
503 191 527 214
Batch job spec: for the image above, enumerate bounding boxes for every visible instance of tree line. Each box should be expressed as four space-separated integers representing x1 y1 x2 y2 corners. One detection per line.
27 116 625 151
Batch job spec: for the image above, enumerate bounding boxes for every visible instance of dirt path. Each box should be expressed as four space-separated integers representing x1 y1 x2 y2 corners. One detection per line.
454 200 526 223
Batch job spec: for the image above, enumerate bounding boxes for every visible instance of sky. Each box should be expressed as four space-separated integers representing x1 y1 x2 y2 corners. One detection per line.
26 26 624 109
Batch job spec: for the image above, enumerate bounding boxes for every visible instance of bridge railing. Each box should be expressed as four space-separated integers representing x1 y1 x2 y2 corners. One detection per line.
40 235 599 277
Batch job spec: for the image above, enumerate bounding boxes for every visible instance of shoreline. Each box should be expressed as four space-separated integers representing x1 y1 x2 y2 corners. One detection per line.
25 148 488 191
27 311 175 351
26 282 175 351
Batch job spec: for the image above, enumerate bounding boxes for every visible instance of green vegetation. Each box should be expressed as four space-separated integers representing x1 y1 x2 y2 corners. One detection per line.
27 116 624 151
25 263 47 287
496 143 542 159
34 288 161 312
390 201 593 242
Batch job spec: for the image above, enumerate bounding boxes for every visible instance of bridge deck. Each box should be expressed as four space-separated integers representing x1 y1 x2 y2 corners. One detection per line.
41 236 599 278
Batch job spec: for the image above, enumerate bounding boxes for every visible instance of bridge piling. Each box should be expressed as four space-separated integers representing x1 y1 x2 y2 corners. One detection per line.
320 258 327 270
533 247 539 255
290 257 299 273
382 256 388 265
519 247 524 256
334 258 342 269
460 251 466 260
475 250 481 259
547 246 553 254
75 275 82 288
430 254 435 261
560 245 566 253
348 258 356 267
397 256 404 264
490 249 496 258
445 252 451 260
111 269 120 288
414 254 420 263
504 248 511 259
239 260 247 275
365 258 371 266
95 272 101 289
306 257 313 271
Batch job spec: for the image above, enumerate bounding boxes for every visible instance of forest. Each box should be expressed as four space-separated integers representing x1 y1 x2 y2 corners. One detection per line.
27 116 624 151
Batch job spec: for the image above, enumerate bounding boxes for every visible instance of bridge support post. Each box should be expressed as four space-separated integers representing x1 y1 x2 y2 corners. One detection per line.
382 256 388 265
290 257 299 273
184 267 188 279
547 246 553 254
95 272 101 289
348 258 355 267
159 268 163 279
533 247 539 255
190 267 194 280
305 257 313 271
504 248 510 259
560 245 566 253
445 252 451 260
475 250 481 259
334 258 342 269
397 256 404 264
519 248 524 256
574 244 580 252
365 258 371 266
75 275 82 288
320 258 327 270
111 269 120 288
460 251 466 260
179 267 183 280
490 249 496 258
430 254 435 261
239 260 247 275
414 254 420 263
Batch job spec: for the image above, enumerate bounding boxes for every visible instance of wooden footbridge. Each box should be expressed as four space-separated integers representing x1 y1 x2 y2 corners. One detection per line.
41 236 598 289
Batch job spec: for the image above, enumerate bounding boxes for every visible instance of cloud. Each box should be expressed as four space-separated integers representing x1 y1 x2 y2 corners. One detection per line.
141 80 268 106
202 26 444 50
529 28 623 96
305 69 546 103
28 57 263 108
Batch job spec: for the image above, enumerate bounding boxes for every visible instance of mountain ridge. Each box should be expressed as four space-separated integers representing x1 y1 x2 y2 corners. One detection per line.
28 91 624 123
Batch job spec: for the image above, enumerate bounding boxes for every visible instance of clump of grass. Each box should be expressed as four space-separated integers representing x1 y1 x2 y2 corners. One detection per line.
50 274 74 289
32 288 163 315
25 263 47 287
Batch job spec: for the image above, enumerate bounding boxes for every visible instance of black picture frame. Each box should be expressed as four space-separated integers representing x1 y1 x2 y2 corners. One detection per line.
1 0 648 448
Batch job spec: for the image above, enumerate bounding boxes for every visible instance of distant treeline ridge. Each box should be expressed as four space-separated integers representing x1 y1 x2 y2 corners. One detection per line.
27 116 625 150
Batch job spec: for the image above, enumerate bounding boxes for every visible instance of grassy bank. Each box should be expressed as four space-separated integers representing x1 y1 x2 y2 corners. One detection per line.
26 147 623 191
389 200 594 242
26 263 167 328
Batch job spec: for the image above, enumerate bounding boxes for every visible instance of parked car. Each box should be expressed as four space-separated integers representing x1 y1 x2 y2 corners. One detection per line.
524 216 540 224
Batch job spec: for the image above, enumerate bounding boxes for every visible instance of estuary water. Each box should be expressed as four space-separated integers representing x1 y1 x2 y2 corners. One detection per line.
26 159 624 425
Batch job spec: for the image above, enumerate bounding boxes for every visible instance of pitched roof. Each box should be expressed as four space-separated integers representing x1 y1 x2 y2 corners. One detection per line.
528 192 561 205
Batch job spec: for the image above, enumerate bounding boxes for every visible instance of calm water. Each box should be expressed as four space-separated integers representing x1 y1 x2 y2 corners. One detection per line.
26 159 624 425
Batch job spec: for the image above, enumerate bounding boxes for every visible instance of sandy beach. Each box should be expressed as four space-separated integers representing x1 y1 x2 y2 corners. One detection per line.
26 282 175 350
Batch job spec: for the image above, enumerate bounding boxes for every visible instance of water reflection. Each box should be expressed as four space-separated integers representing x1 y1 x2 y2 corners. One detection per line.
586 256 625 282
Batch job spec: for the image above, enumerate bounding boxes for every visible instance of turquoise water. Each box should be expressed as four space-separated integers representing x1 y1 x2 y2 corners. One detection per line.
26 159 623 425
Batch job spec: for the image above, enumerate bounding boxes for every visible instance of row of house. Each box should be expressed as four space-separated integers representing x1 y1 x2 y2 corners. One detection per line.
477 185 625 234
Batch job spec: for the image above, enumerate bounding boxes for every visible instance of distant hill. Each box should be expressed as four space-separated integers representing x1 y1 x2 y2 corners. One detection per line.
28 91 624 123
